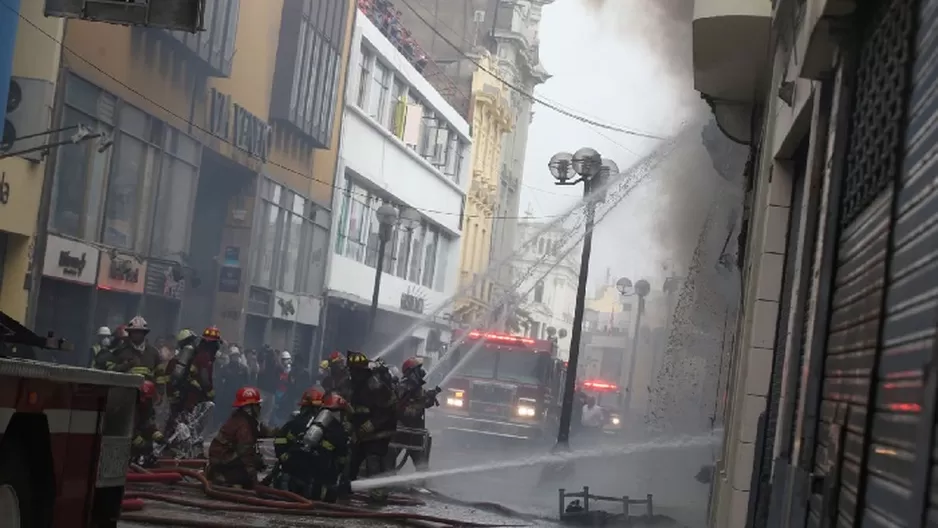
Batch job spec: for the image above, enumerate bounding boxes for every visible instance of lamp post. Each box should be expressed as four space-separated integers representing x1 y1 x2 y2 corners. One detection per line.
369 204 420 337
551 148 618 449
617 277 650 421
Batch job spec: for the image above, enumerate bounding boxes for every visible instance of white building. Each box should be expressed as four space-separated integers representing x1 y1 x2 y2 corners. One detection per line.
323 11 472 368
508 217 580 359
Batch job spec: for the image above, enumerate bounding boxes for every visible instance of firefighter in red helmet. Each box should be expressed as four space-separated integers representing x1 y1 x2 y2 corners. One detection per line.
206 386 277 489
165 326 221 437
321 351 351 399
391 356 439 472
132 380 165 466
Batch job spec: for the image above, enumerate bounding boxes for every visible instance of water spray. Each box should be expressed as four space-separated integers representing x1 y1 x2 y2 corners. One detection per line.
350 432 719 492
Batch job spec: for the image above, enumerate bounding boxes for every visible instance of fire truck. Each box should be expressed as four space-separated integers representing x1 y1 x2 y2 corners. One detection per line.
428 330 566 443
579 379 624 433
0 310 140 527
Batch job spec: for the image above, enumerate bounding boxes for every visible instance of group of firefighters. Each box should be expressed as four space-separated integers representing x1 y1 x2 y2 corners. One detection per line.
89 315 441 502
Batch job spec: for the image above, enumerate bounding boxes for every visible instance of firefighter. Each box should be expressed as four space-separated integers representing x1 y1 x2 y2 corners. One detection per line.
89 326 112 368
206 386 276 489
392 356 440 472
165 327 220 436
322 351 351 399
132 380 165 466
272 390 353 501
104 316 161 380
346 351 397 501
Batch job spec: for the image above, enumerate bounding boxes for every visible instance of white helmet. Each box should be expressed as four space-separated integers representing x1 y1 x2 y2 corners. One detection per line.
229 345 242 356
126 316 149 332
280 351 292 361
96 326 112 337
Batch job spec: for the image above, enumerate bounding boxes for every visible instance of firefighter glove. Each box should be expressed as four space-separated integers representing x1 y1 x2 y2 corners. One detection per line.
153 431 165 443
133 435 145 447
359 420 375 435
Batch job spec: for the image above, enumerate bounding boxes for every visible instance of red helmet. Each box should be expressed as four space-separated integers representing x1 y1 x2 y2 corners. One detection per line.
202 326 222 342
233 386 263 407
402 356 423 374
299 388 325 408
115 324 128 338
139 380 157 401
328 351 344 363
322 393 349 411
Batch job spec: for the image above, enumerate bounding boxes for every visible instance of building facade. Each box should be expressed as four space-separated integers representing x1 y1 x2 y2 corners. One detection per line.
0 1 63 323
389 0 551 317
27 0 356 365
695 0 938 526
506 217 579 359
324 9 471 369
453 52 512 325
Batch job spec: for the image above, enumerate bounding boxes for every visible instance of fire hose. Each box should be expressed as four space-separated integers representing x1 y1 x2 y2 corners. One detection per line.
120 462 522 527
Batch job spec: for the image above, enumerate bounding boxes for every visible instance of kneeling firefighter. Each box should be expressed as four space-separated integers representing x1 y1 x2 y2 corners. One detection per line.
272 390 353 501
391 356 440 472
132 380 165 465
207 386 277 489
346 351 398 501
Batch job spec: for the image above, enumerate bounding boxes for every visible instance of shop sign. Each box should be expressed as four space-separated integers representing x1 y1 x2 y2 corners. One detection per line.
43 235 99 285
144 261 185 300
207 88 272 162
218 265 242 294
274 292 298 322
296 295 321 326
400 286 427 315
97 252 147 293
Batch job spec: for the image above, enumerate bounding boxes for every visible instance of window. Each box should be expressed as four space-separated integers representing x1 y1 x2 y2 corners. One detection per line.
367 61 390 121
434 235 450 291
151 129 200 259
356 47 372 108
387 78 406 133
394 225 413 278
51 76 116 240
102 105 163 251
534 280 545 303
281 194 304 292
421 227 439 288
408 224 425 283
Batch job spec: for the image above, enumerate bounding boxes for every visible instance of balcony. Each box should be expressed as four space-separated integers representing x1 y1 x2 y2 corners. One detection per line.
161 0 239 77
692 0 771 143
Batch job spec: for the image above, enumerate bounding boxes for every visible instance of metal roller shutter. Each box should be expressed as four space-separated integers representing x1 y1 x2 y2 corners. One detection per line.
808 0 918 526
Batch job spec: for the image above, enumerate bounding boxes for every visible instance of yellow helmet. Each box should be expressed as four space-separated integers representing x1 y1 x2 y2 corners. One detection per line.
319 360 329 370
176 328 196 343
346 351 370 369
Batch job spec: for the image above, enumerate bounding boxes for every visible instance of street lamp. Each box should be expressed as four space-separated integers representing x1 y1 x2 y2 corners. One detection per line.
369 204 419 336
617 277 650 421
551 147 618 449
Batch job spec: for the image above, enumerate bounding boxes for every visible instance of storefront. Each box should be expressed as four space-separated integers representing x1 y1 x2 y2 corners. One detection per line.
294 295 321 366
35 235 100 364
95 250 147 333
142 259 185 342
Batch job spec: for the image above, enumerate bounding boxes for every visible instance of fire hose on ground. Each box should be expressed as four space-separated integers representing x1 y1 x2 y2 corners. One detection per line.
120 461 524 527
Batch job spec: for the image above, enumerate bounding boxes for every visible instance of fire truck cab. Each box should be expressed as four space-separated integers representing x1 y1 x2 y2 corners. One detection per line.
428 330 566 443
579 379 623 432
0 310 140 528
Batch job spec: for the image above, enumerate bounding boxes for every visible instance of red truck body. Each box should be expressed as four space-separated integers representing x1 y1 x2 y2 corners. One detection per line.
429 330 566 442
0 311 139 528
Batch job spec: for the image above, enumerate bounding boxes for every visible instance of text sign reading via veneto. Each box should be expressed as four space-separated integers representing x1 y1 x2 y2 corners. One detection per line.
208 88 272 162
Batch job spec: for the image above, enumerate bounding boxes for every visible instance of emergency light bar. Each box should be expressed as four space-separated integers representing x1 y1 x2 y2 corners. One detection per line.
583 380 618 391
466 331 536 346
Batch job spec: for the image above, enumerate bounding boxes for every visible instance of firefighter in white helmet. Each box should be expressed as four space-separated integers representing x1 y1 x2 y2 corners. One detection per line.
89 326 112 368
104 316 161 381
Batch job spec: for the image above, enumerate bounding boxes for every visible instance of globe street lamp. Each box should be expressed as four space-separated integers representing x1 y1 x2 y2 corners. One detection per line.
617 277 650 420
550 148 619 449
369 204 419 336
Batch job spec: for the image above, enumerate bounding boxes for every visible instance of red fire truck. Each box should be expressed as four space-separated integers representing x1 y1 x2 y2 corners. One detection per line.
579 379 624 432
0 310 140 527
428 330 566 443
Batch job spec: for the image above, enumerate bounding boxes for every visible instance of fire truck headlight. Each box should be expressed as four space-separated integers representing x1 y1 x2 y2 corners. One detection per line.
611 416 621 426
516 398 537 417
446 397 464 407
446 389 464 407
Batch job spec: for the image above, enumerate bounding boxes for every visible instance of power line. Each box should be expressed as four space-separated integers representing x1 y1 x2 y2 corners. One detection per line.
396 0 667 140
0 1 559 223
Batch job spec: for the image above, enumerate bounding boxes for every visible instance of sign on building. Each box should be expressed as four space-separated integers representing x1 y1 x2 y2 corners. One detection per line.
43 235 100 285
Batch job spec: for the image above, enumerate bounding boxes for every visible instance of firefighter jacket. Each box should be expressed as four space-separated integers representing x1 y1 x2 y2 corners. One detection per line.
348 368 398 442
322 372 352 400
89 344 104 369
396 378 438 429
208 409 276 478
104 342 161 381
273 408 350 482
167 346 215 409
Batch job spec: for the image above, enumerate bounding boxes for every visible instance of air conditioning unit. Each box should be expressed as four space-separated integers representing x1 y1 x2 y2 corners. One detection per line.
2 77 55 162
44 0 205 33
